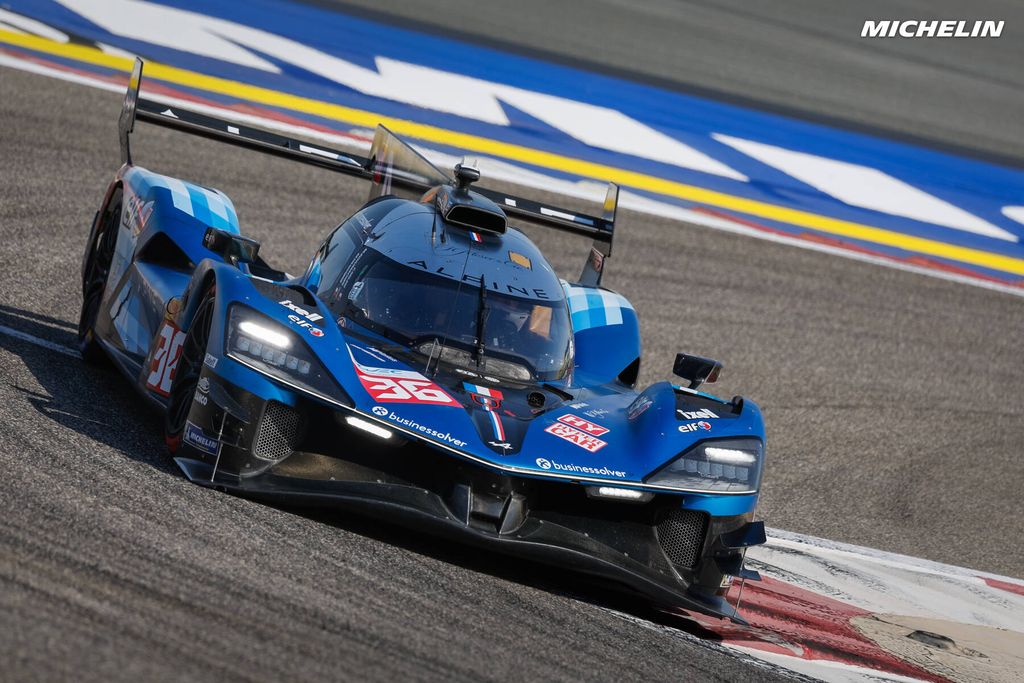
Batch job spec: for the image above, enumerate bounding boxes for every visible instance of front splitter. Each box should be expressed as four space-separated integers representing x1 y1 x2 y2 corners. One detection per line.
174 455 743 623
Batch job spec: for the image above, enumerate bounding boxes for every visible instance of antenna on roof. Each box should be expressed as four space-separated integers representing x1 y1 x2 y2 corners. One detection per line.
453 162 481 193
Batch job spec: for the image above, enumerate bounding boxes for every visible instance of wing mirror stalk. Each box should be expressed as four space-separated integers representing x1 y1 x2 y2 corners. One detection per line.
203 227 260 266
673 353 723 390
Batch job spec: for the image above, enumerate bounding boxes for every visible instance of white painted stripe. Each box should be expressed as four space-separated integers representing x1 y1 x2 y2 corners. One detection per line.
1002 206 1024 224
0 9 69 42
0 324 80 358
766 527 1024 585
493 84 749 180
0 20 27 34
756 529 1024 635
96 42 135 59
3 53 1022 302
715 134 1018 242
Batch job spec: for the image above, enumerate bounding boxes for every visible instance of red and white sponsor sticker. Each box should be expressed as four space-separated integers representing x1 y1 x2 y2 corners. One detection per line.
557 413 609 436
349 347 457 407
145 320 186 397
356 371 457 406
545 421 608 452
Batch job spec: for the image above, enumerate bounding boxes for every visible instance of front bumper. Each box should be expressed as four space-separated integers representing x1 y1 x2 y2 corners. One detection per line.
180 368 763 623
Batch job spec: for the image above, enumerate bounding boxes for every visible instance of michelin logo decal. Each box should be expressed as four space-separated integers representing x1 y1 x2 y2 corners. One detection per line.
861 20 1004 38
184 421 220 456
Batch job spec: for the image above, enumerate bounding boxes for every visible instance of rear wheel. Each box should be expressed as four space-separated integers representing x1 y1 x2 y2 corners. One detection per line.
78 190 121 365
164 289 215 454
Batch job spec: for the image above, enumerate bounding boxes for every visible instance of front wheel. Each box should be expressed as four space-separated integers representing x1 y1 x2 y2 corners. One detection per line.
78 190 121 365
164 289 215 453
78 282 108 364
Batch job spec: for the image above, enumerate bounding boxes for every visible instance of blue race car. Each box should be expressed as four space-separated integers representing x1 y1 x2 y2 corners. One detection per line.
79 60 767 622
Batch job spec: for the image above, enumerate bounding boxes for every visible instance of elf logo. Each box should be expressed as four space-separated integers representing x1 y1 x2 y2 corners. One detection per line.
288 314 324 337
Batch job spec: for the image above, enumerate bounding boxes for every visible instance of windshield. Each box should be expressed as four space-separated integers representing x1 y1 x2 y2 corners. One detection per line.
330 251 573 381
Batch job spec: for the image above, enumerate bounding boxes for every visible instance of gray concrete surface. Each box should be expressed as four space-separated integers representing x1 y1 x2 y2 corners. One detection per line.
324 0 1024 165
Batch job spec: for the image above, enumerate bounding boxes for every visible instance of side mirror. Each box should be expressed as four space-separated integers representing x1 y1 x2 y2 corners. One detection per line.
203 227 260 266
673 353 723 389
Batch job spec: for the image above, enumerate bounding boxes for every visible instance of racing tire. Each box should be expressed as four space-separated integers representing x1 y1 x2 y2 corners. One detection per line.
77 189 121 365
164 288 215 454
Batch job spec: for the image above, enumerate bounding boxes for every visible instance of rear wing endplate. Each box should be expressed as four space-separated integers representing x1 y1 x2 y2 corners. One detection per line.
119 58 618 284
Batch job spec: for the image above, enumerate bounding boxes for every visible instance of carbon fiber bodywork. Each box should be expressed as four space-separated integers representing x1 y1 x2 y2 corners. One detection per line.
178 369 759 621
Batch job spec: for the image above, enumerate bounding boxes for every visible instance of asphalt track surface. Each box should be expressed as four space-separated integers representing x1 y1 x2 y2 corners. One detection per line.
326 0 1024 165
1 32 1022 683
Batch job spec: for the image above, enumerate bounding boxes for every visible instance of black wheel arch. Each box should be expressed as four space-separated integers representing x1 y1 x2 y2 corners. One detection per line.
81 180 123 291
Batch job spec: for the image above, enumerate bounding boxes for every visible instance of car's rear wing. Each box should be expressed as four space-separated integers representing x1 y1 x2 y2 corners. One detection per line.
119 58 617 285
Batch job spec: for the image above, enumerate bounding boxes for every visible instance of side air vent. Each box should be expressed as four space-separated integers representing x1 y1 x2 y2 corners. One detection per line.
656 509 709 570
249 278 317 306
137 232 193 271
617 357 641 388
253 401 302 461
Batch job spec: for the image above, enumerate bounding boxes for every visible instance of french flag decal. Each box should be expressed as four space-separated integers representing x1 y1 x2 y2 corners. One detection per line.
463 383 505 441
469 231 483 243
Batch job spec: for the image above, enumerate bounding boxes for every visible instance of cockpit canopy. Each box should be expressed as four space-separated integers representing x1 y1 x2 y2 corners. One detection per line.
331 249 573 382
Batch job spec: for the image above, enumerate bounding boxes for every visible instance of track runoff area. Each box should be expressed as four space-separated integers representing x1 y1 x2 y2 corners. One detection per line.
1 2 1023 681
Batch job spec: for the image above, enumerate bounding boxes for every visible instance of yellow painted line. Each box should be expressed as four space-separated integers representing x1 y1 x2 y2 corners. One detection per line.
4 29 1024 277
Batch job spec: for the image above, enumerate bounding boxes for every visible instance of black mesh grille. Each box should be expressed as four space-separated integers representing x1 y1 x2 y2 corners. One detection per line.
656 509 708 569
253 401 301 461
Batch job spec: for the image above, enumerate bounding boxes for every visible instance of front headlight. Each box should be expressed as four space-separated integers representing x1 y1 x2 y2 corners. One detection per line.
225 305 349 407
645 438 764 493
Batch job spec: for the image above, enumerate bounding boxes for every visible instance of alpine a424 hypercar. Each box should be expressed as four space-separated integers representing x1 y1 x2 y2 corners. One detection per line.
79 60 767 622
